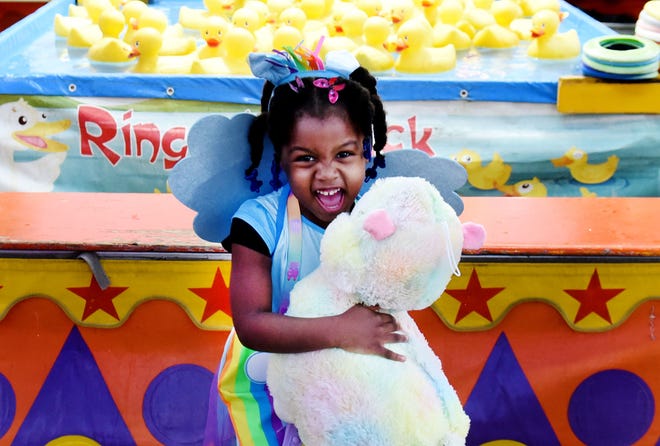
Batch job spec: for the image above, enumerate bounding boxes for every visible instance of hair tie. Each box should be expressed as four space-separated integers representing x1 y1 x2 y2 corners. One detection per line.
244 169 263 192
312 77 345 103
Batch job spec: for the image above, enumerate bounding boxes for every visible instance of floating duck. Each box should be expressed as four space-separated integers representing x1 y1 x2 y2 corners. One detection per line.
88 8 134 66
321 8 368 57
432 24 472 50
551 147 619 184
129 27 195 73
355 0 384 17
394 18 457 73
353 16 395 72
452 149 512 189
133 8 198 56
53 14 93 39
519 0 560 16
496 177 548 197
0 99 71 192
462 0 496 31
472 0 521 48
527 9 580 59
66 22 103 48
197 16 229 59
272 24 304 49
384 0 417 31
413 0 440 27
191 25 256 74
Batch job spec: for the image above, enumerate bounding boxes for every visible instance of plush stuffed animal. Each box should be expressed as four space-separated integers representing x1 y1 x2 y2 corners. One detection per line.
266 176 485 446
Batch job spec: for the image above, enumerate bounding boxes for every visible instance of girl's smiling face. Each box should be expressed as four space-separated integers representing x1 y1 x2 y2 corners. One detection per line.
280 113 367 228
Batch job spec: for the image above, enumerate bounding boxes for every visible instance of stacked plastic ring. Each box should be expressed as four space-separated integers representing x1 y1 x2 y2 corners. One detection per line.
581 35 660 80
635 1 660 43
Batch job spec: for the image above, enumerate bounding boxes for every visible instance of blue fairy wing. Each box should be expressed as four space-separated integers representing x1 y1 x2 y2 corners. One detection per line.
360 149 467 215
169 113 281 243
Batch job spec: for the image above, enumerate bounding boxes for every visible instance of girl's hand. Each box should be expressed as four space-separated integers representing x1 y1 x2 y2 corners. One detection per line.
335 304 407 362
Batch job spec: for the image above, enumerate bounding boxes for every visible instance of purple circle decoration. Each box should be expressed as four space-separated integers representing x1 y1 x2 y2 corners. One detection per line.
568 369 654 446
0 373 16 439
143 364 214 446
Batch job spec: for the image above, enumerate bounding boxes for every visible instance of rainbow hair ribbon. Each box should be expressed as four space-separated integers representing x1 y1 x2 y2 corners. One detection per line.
248 39 360 87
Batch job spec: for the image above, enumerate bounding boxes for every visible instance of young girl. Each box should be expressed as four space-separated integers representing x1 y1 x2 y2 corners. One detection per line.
209 45 408 445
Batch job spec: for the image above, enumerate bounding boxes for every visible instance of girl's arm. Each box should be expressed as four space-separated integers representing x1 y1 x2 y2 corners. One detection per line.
230 243 406 361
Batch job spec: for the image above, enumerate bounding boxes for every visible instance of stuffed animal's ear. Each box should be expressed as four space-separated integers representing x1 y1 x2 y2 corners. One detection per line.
462 222 486 250
363 208 396 241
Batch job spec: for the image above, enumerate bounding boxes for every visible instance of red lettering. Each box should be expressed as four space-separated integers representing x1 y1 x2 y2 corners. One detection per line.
77 105 121 165
162 127 188 170
408 116 434 155
122 110 132 156
133 122 161 163
385 124 405 151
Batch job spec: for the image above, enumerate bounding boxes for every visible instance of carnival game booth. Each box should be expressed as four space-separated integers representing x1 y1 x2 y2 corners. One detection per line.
0 0 658 196
1 191 659 444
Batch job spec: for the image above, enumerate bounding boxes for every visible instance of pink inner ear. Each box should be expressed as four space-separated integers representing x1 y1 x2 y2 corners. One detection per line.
363 209 396 240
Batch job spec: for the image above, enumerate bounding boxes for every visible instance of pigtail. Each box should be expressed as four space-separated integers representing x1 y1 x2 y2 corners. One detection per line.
245 81 276 192
350 67 387 181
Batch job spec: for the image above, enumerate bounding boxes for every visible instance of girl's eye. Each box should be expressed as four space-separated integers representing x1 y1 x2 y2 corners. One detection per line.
336 151 353 159
295 154 315 163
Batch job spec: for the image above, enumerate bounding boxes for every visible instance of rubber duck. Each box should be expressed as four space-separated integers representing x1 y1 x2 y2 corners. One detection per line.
394 18 457 73
266 0 296 25
384 0 416 31
551 147 619 184
88 8 134 67
299 0 332 45
272 24 304 49
196 16 229 59
413 0 440 27
121 0 149 43
191 25 256 74
527 9 579 59
0 98 71 192
432 24 472 50
519 0 560 16
496 177 548 197
355 0 383 17
129 27 195 73
66 22 103 48
452 149 512 189
462 0 495 31
133 8 198 56
353 15 395 72
472 0 521 48
53 14 93 38
321 8 368 57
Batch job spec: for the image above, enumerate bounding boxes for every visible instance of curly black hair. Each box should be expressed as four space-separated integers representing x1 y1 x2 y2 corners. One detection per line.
245 66 387 188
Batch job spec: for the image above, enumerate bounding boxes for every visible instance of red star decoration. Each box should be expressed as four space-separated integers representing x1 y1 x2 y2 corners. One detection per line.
190 268 231 322
564 269 624 324
68 276 127 321
446 269 504 324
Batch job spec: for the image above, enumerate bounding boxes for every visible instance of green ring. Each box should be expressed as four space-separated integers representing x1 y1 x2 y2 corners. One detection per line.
582 54 659 74
582 35 660 64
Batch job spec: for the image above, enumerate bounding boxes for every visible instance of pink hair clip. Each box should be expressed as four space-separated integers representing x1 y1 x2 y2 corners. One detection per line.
312 77 345 104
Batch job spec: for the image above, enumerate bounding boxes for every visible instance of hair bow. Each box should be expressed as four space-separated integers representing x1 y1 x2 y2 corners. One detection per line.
312 78 345 103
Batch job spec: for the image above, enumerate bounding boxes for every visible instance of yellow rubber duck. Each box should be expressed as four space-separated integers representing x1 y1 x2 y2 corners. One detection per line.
129 27 195 74
321 8 368 57
496 177 548 197
196 16 229 59
394 18 457 73
272 24 304 49
66 22 103 48
384 0 417 31
462 0 496 31
88 8 134 66
355 0 384 17
134 8 198 56
452 149 512 190
527 9 580 59
472 0 521 48
353 16 396 72
191 25 256 74
53 14 92 39
551 147 619 184
519 0 560 16
122 0 149 43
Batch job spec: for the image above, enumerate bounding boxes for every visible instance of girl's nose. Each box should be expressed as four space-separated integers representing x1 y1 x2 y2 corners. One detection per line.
316 161 339 180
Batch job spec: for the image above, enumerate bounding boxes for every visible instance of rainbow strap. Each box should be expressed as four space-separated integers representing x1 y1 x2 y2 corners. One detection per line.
219 192 303 445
